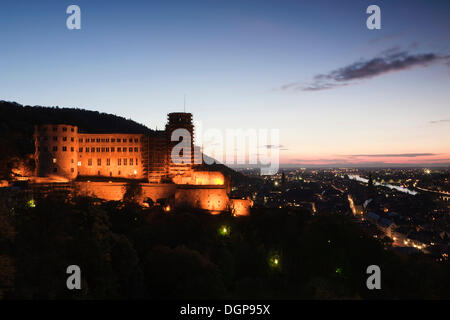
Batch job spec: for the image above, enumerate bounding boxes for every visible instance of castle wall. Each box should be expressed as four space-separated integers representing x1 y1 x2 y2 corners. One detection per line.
34 124 79 179
173 171 225 185
229 199 253 216
75 181 177 202
174 186 229 212
77 133 146 179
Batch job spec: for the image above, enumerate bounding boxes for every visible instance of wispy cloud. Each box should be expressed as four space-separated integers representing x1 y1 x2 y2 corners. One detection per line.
429 119 450 124
345 153 438 158
281 49 450 92
261 144 288 150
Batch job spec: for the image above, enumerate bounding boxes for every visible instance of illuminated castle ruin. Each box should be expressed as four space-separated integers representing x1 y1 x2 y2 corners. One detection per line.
33 112 252 215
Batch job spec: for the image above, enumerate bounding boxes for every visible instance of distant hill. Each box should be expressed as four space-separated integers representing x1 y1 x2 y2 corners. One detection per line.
0 100 153 134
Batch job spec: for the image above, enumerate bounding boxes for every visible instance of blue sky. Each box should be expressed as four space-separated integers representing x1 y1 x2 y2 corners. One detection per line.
1 0 449 165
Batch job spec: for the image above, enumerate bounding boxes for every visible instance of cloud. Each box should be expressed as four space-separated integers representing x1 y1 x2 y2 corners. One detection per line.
261 144 288 150
345 153 438 158
281 49 450 92
429 119 450 124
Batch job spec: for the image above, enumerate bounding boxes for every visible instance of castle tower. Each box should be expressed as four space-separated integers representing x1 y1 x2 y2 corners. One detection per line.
34 124 79 180
165 112 194 178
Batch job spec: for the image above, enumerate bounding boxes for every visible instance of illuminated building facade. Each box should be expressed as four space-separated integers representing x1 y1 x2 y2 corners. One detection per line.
34 112 196 183
32 112 252 215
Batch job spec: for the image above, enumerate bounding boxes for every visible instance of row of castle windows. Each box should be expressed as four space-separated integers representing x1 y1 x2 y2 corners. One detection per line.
37 136 141 143
38 146 141 153
85 158 139 166
39 127 75 132
79 137 141 143
80 147 140 153
37 136 75 142
52 158 139 166
38 146 75 152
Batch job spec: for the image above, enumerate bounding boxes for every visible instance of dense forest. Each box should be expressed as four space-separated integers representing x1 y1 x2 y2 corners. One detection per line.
0 188 448 299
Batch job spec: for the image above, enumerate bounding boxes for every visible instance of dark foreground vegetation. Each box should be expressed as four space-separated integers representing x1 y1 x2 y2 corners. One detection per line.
0 190 448 300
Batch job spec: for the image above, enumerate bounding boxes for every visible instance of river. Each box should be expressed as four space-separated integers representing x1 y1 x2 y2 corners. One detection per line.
345 174 418 195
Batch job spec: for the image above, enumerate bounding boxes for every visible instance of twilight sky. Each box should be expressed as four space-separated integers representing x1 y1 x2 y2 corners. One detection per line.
0 0 449 166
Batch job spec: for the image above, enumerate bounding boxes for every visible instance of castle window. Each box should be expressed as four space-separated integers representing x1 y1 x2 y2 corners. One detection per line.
111 147 115 152
111 138 115 143
96 148 100 152
85 147 89 152
136 158 138 165
71 147 74 152
129 147 133 152
71 168 74 173
134 138 138 143
117 147 121 152
96 138 100 142
88 159 92 166
101 147 105 152
63 137 67 141
71 128 74 132
71 159 74 163
97 159 101 166
118 159 121 166
134 147 138 152
106 159 110 166
123 138 127 143
91 147 95 152
117 138 121 143
118 170 121 175
53 136 57 141
98 171 101 175
101 139 105 143
106 147 109 152
79 147 83 152
130 158 133 165
106 138 109 142
85 138 89 142
63 127 67 132
79 138 83 143
62 146 67 152
123 158 127 166
71 137 74 142
53 146 58 151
